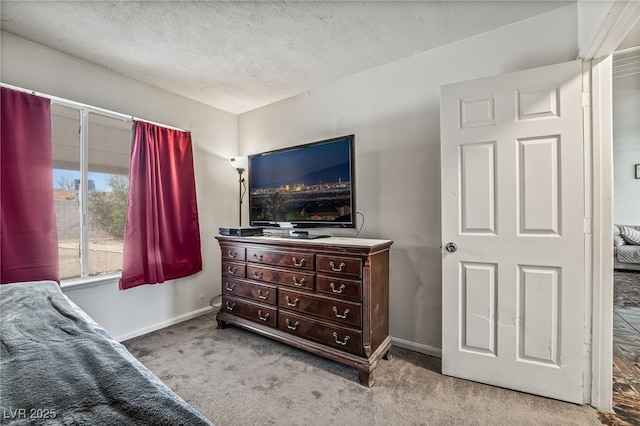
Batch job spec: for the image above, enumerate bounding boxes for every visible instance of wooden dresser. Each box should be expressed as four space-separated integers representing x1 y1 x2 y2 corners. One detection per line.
215 235 393 386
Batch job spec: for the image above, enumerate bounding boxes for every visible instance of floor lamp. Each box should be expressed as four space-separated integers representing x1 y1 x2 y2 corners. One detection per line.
229 156 247 227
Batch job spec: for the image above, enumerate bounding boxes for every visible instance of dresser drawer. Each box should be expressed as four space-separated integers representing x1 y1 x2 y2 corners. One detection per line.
317 255 362 278
278 311 362 356
220 244 246 262
316 275 362 302
247 248 314 271
222 278 277 305
246 265 315 292
222 260 246 278
221 296 277 328
278 289 361 328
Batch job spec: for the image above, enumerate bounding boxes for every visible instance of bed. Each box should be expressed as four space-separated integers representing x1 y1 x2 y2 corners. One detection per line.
0 280 213 425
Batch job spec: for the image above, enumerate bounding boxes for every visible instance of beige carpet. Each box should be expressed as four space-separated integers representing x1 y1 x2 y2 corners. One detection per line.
123 312 601 426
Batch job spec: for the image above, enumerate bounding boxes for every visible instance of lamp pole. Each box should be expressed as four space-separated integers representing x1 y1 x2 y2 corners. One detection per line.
229 156 248 228
237 168 245 227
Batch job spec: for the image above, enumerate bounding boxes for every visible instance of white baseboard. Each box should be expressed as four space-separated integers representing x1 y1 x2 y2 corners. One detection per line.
114 306 214 342
391 336 442 358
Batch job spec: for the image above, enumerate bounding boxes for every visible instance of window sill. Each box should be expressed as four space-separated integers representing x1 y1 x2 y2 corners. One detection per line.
60 272 121 291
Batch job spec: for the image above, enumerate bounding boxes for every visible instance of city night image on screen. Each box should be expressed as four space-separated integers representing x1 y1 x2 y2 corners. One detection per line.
249 137 353 225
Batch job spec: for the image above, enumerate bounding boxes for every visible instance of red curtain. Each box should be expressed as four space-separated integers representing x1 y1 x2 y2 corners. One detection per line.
1 88 59 284
119 121 202 290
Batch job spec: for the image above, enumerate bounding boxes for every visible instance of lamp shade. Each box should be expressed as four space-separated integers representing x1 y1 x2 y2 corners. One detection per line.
229 156 248 172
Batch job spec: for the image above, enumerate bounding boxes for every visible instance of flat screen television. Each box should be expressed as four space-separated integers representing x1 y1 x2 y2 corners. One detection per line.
249 135 355 228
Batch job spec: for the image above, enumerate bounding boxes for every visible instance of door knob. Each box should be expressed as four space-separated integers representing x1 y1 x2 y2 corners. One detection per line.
445 242 457 253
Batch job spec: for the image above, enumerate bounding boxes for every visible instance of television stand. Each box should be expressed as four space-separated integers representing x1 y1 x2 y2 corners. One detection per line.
215 235 393 386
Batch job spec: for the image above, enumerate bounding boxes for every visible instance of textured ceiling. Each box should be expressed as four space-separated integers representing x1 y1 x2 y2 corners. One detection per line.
613 17 640 78
1 1 571 114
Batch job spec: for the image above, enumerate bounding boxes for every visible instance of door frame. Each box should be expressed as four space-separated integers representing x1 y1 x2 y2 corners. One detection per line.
583 0 640 412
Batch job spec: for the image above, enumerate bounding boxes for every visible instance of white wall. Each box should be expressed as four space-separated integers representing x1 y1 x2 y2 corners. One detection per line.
613 72 640 225
238 5 580 354
577 0 617 57
1 32 239 341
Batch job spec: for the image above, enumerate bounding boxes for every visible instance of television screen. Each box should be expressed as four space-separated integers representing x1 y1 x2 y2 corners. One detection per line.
249 135 355 228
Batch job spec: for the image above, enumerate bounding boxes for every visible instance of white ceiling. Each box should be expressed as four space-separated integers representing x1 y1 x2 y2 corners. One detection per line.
1 1 573 114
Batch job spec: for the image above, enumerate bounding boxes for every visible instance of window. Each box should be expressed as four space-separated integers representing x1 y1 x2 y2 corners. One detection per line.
52 104 132 280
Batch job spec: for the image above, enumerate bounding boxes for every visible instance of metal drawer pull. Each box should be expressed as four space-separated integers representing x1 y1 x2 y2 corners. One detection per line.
285 296 300 307
253 271 264 279
253 253 263 261
292 276 306 287
329 261 346 272
257 289 269 300
333 306 350 319
330 283 346 293
225 302 236 311
292 257 305 267
286 319 300 330
225 282 236 291
227 266 238 274
257 310 270 321
227 250 237 258
333 332 350 346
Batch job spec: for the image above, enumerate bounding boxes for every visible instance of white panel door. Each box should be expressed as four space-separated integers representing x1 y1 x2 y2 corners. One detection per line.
440 60 585 403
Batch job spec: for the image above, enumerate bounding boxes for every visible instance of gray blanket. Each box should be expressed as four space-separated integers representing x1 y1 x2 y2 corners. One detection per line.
616 245 640 264
0 281 213 425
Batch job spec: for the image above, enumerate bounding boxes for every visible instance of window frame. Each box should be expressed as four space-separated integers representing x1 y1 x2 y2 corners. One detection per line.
1 82 185 287
54 106 133 282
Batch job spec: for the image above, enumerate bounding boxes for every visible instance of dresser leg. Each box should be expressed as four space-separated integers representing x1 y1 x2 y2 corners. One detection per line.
383 348 392 361
216 317 227 329
356 364 375 387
